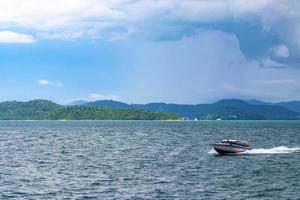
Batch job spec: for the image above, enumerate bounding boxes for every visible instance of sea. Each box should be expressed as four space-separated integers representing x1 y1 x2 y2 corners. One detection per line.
0 120 299 199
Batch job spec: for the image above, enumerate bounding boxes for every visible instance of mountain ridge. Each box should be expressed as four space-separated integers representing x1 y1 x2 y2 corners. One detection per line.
0 99 299 120
81 99 300 120
0 100 179 120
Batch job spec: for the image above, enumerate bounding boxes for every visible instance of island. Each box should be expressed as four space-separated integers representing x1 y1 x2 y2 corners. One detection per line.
0 100 180 120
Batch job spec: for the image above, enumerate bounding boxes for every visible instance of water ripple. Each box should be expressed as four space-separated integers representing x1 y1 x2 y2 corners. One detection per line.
0 120 299 199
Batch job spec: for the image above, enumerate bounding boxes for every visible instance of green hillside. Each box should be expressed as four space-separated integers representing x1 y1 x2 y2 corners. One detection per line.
1 99 300 120
0 100 61 120
46 106 180 120
83 99 300 120
0 100 180 120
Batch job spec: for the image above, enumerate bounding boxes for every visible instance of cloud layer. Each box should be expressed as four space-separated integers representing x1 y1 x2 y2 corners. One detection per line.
0 0 298 40
0 31 34 43
0 0 299 66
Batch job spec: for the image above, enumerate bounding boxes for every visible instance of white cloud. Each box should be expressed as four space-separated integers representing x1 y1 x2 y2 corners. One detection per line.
0 0 298 41
260 57 287 68
0 0 126 40
37 79 63 87
0 31 34 43
270 44 290 58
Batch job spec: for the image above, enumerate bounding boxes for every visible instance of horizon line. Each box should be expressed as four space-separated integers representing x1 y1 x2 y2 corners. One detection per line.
1 98 300 106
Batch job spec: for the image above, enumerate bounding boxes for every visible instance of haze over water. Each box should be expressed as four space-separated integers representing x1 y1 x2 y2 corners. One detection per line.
0 120 299 199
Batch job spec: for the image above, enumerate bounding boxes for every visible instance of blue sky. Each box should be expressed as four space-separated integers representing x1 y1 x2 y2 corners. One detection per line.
0 0 300 104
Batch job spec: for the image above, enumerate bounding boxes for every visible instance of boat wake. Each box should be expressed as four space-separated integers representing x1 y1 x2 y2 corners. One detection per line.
209 146 300 155
243 146 300 154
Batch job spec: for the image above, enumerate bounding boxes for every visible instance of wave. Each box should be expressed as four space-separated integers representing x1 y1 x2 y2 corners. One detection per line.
208 146 300 155
244 146 300 154
208 148 218 154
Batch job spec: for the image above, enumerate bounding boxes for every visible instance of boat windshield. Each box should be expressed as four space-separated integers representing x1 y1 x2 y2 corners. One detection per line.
221 139 250 147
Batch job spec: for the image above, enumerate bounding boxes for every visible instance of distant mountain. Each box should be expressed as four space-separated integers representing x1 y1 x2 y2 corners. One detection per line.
84 100 131 109
246 99 273 105
247 99 300 113
0 99 180 120
211 100 298 120
1 99 300 120
69 100 89 106
277 101 300 113
190 99 300 120
84 99 300 120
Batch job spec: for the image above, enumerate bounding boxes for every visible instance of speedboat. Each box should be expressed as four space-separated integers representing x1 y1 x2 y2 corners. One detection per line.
213 139 251 155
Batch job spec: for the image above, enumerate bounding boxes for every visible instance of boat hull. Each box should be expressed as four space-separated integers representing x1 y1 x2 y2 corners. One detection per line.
213 144 250 155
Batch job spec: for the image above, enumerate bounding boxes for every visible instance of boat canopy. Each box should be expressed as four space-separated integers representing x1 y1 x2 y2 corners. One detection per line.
221 139 250 147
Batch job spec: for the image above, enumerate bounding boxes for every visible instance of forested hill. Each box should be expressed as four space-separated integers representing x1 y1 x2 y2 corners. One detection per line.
1 99 300 120
81 99 300 120
0 100 61 120
0 100 180 120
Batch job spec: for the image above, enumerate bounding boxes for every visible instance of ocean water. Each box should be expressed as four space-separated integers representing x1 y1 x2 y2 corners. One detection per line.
0 120 299 199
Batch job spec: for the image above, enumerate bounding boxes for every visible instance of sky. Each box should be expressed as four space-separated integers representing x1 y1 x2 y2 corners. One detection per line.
0 0 300 104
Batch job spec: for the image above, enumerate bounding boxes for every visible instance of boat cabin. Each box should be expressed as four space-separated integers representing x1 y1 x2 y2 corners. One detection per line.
221 139 250 147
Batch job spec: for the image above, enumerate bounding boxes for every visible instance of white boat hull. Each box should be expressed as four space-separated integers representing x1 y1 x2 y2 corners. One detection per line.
213 144 250 155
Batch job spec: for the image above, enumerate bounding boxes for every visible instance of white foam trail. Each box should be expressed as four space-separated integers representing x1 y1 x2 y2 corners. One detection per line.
208 146 300 155
208 148 217 154
244 146 300 154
